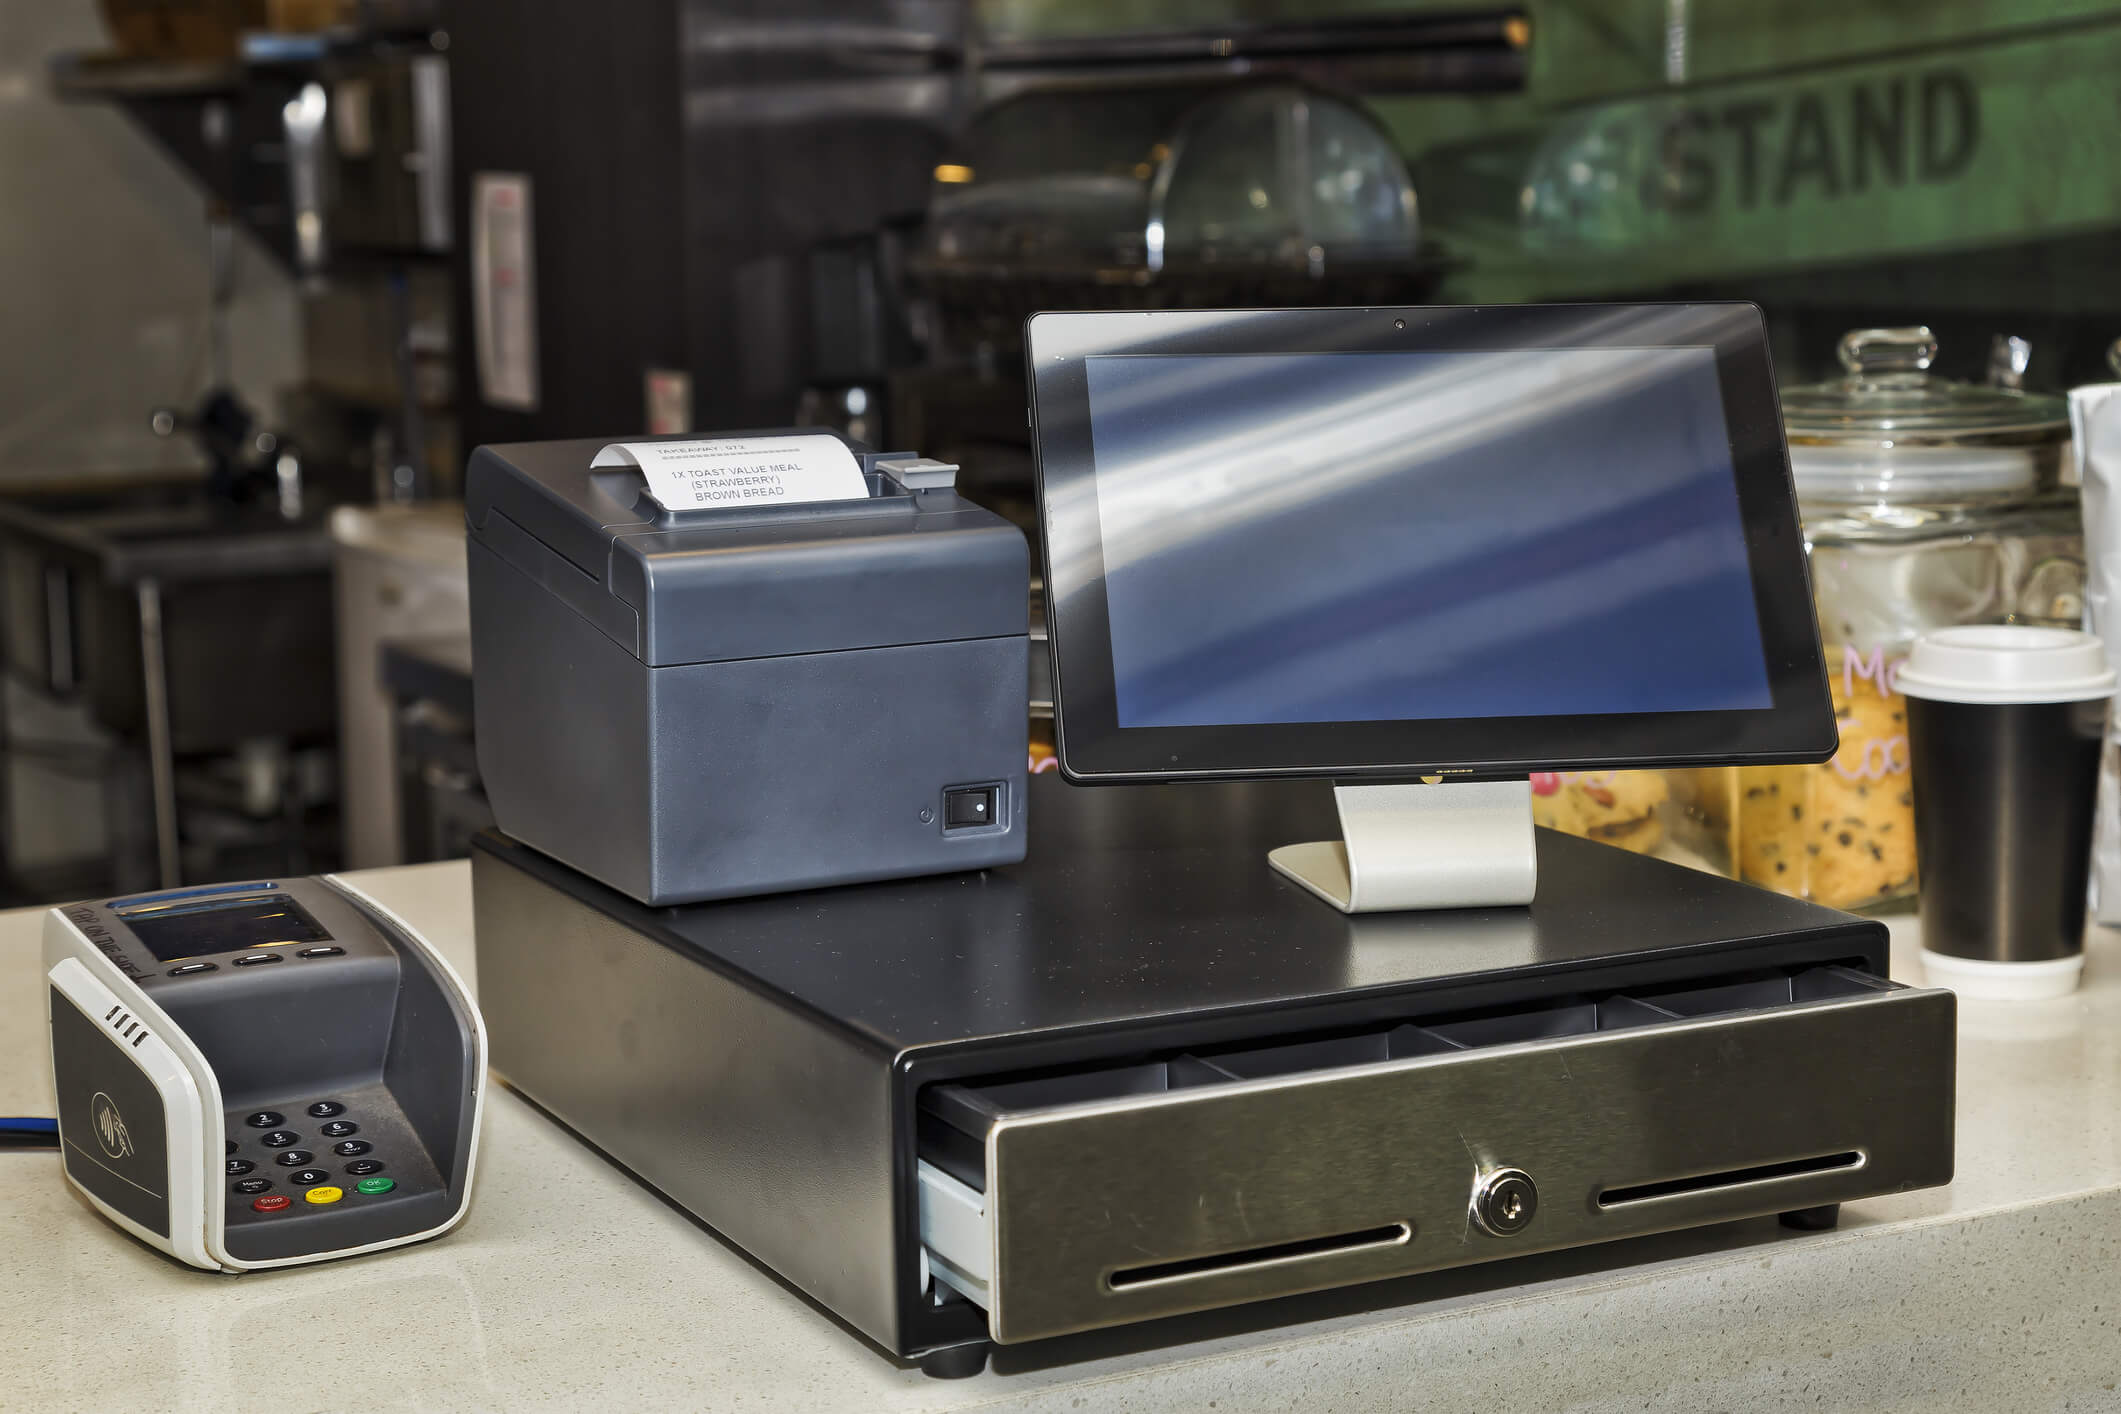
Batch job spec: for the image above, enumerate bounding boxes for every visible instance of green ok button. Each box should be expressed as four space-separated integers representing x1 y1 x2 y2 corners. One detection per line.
354 1176 396 1195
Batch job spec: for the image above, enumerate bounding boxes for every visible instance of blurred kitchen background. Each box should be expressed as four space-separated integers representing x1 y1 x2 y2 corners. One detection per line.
6 0 2120 904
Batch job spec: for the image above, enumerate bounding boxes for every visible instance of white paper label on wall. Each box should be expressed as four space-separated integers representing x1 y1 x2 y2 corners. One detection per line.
471 172 539 411
642 369 692 436
592 434 868 510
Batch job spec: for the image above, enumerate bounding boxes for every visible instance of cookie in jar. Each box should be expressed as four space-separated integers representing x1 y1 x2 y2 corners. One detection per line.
1529 770 1668 855
1736 647 1916 909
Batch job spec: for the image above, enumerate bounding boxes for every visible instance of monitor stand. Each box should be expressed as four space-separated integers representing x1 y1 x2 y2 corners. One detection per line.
1267 779 1537 913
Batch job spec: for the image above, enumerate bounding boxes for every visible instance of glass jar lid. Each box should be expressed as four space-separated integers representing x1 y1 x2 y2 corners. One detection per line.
1781 327 2069 445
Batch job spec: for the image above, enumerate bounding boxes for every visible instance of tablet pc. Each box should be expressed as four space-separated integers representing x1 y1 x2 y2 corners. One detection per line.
1028 304 1835 783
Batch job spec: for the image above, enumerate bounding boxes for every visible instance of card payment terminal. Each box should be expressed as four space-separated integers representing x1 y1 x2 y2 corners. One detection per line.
44 877 485 1270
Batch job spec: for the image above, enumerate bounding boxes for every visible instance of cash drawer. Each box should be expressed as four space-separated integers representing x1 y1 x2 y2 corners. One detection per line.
917 965 1955 1345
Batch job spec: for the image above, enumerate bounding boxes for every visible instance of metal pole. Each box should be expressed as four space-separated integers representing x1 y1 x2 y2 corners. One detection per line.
390 271 427 500
136 579 181 889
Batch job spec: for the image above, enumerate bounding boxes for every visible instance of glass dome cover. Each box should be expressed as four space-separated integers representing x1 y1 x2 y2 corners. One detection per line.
924 81 1419 276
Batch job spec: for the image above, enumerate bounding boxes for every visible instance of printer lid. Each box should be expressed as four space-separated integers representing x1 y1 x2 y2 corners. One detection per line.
465 432 1028 667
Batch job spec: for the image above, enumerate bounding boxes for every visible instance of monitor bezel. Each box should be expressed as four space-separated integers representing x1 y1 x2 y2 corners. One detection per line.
1027 303 1837 784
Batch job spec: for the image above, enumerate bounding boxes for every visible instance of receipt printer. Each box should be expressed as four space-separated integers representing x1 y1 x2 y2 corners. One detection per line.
45 877 485 1270
466 431 1029 906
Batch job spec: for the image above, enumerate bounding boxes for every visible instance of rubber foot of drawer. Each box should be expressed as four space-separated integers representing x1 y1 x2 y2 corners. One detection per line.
1778 1203 1841 1231
919 1342 990 1379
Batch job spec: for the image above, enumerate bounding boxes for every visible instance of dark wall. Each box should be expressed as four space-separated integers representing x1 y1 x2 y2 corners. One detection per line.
447 0 956 452
446 0 686 450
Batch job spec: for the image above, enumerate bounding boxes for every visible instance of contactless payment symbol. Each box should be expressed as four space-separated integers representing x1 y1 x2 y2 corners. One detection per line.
91 1092 134 1159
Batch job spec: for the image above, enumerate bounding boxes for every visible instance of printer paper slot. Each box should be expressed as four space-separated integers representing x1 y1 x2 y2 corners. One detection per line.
592 433 869 512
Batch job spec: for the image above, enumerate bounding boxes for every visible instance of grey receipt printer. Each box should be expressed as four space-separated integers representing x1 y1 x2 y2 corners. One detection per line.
466 431 1029 906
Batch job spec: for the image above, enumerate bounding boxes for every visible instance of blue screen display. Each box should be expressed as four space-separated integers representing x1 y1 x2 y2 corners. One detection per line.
1083 350 1775 728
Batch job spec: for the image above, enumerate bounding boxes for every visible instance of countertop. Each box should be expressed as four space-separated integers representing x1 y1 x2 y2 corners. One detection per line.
6 862 2121 1411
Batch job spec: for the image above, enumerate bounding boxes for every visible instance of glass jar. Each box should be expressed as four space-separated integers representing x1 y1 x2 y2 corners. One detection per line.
1668 327 2085 910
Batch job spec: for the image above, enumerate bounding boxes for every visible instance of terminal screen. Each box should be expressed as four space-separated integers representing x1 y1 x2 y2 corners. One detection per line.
1082 349 1776 729
125 897 332 962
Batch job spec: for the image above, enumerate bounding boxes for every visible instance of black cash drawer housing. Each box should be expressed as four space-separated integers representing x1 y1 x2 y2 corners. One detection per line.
471 776 1955 1369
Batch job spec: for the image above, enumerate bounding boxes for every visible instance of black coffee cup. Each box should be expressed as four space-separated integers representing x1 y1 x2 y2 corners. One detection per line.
1899 626 2115 1000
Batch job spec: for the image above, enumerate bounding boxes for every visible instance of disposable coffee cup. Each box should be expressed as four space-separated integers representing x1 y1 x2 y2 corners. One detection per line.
1898 626 2116 1000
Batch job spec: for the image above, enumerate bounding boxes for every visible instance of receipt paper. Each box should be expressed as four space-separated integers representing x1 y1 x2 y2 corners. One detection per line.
592 434 868 511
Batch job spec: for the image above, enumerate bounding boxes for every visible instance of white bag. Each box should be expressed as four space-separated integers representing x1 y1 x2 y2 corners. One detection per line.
2074 384 2121 920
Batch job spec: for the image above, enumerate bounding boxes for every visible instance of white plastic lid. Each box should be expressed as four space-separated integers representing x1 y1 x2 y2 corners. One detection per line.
1895 625 2117 705
1920 948 2083 1001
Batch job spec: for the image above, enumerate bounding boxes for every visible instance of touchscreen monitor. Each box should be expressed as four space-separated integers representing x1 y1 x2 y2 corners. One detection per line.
1030 305 1834 782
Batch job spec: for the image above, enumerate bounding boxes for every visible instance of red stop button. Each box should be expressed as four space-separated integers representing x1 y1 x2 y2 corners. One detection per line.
252 1194 293 1213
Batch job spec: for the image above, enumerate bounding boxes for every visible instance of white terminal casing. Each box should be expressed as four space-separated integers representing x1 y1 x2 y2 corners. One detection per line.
42 876 486 1271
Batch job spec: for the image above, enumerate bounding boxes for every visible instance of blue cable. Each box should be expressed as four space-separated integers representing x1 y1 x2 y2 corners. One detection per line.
0 1117 58 1134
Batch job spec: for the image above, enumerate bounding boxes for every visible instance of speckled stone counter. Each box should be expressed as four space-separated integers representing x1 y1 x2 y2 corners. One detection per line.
6 863 2119 1411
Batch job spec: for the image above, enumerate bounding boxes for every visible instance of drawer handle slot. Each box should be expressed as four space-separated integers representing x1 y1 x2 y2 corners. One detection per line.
1108 1222 1411 1290
1598 1150 1862 1208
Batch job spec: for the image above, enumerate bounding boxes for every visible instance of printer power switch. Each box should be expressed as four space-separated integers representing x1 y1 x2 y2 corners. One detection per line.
942 786 1000 832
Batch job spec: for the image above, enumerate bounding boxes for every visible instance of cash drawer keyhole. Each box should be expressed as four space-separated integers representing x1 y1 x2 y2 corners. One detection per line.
1472 1168 1538 1237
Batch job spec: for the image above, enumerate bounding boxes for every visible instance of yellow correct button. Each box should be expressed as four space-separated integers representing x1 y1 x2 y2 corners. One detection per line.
303 1185 344 1205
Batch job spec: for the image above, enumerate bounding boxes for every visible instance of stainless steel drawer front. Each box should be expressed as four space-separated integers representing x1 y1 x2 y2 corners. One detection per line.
975 986 1954 1343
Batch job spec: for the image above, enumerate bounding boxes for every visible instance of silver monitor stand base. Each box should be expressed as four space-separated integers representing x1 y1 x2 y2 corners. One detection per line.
1268 779 1538 913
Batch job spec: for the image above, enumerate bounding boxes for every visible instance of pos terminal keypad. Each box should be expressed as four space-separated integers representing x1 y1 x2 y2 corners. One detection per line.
223 1093 414 1210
